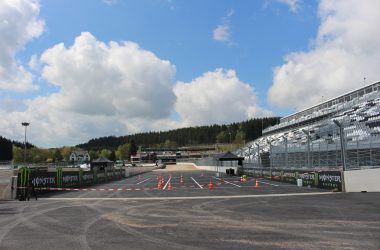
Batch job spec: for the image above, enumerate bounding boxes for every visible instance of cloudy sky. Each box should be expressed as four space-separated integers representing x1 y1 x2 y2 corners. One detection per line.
1 0 380 147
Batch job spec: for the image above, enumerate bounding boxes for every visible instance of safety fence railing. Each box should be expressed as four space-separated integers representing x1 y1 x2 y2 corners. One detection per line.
242 128 380 171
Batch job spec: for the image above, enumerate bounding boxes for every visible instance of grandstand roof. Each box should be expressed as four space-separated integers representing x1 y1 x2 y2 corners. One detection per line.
280 81 380 123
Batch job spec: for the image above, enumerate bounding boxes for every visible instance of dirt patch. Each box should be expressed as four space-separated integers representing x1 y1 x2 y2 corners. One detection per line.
154 164 198 171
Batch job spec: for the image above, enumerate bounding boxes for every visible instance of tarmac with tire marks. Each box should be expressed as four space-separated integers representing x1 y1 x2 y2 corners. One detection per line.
1 169 379 249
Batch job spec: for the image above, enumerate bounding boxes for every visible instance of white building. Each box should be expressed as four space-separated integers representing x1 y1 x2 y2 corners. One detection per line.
69 150 90 162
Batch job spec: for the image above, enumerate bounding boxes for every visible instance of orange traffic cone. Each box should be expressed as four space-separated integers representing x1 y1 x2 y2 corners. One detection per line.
168 182 173 191
221 176 225 184
208 179 214 189
157 180 162 189
255 179 259 188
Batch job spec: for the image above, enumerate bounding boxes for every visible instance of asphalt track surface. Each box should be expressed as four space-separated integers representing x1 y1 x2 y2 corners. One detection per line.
1 169 380 249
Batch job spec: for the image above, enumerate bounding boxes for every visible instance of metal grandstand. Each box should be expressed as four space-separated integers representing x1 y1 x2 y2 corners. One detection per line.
239 81 380 171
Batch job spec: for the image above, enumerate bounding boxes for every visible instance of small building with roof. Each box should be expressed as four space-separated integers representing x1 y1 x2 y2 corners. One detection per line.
69 150 90 163
91 156 114 171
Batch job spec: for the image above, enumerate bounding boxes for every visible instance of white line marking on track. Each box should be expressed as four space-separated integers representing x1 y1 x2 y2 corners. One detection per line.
163 177 172 190
41 192 336 201
259 181 279 187
136 178 151 185
190 177 203 189
214 177 241 187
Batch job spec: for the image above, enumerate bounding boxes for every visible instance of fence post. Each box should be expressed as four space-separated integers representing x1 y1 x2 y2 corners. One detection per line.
266 139 272 179
333 120 347 171
357 139 359 169
255 143 260 169
302 129 311 169
369 136 373 166
282 136 288 169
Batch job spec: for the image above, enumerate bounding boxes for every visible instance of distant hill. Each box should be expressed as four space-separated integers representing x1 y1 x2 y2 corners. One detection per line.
77 117 280 150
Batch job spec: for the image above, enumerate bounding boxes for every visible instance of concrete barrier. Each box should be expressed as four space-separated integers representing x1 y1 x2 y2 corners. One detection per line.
178 162 238 174
344 168 380 192
0 170 15 200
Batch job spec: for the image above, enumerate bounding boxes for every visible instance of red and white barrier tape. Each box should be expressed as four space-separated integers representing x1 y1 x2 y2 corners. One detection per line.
17 187 157 191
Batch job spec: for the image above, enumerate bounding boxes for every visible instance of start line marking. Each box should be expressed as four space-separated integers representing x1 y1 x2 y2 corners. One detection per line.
41 192 336 201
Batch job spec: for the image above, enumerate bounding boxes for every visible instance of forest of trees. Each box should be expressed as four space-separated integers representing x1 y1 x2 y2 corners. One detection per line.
77 117 280 151
0 136 13 161
0 136 35 162
1 117 279 163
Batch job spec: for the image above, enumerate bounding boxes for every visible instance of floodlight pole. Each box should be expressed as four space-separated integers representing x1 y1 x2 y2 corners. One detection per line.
21 122 30 167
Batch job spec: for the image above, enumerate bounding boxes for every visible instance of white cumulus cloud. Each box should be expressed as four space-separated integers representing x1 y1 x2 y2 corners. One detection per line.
264 0 301 13
0 0 44 91
213 24 230 42
174 69 271 127
277 0 301 13
268 0 380 110
40 32 176 120
213 9 234 44
0 32 177 147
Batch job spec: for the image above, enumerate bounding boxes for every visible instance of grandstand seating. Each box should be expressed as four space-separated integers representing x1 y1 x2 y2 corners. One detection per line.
239 81 380 170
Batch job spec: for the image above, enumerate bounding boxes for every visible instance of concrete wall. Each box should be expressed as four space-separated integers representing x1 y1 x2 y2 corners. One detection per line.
0 170 16 200
344 168 380 192
125 165 158 177
183 162 238 174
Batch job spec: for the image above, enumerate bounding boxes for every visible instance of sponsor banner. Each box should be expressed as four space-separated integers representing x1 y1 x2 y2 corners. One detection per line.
82 173 94 185
18 169 125 191
262 170 270 177
97 172 106 180
282 170 297 184
318 171 342 191
242 168 341 191
271 170 282 181
299 171 318 187
31 172 56 188
62 173 79 187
